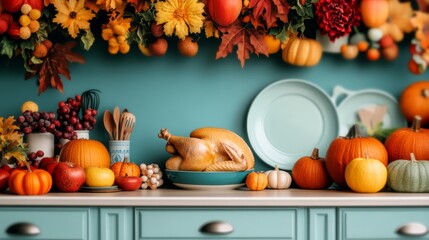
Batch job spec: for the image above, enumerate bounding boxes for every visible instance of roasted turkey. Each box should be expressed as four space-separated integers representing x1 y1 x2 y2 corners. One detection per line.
158 127 254 171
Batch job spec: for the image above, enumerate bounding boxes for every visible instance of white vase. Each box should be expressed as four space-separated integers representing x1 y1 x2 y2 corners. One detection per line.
26 132 55 159
316 31 349 53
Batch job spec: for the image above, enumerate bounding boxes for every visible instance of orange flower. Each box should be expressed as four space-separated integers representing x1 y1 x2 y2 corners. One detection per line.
52 0 96 38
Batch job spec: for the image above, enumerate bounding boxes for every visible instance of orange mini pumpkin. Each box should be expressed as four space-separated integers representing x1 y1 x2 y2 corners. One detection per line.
361 0 389 28
325 124 388 188
245 172 268 191
292 148 332 190
281 37 322 67
60 139 110 169
385 116 429 162
111 157 141 178
400 81 429 125
9 167 52 195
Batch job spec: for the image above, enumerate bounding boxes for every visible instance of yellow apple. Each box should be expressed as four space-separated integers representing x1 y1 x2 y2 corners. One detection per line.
84 167 115 187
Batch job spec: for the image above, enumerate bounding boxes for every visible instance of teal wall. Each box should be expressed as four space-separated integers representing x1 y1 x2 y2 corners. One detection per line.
0 38 427 171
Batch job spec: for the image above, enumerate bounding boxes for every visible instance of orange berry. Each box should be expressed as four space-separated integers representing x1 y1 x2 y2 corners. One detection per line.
42 39 53 50
108 37 118 47
21 4 32 15
112 25 126 36
119 43 130 54
108 45 119 54
357 41 369 52
19 15 31 27
29 9 41 20
263 35 281 54
148 37 168 57
366 48 380 61
101 28 114 40
117 35 126 44
19 26 31 40
28 20 40 33
33 43 48 58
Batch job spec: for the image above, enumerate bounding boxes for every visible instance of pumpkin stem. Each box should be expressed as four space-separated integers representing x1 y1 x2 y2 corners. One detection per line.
421 89 429 98
274 165 279 171
345 124 362 139
364 152 370 159
310 148 320 160
410 153 417 162
25 162 32 172
411 116 422 132
123 157 129 163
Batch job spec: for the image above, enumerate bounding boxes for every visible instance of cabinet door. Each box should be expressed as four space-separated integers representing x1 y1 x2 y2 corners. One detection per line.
100 207 133 240
135 207 307 239
339 207 429 239
0 207 98 240
309 208 336 240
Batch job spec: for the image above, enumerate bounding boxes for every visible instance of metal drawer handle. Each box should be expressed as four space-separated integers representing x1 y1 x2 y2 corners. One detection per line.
200 221 234 235
397 222 428 236
6 222 41 236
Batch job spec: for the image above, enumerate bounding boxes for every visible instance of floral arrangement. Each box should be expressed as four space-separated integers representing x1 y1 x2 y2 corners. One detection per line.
0 0 428 95
0 116 28 164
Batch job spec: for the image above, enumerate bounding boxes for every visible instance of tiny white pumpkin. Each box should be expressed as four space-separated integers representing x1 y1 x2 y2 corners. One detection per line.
265 165 292 189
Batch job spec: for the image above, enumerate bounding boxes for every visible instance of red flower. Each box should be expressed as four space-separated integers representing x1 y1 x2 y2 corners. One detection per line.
315 0 361 42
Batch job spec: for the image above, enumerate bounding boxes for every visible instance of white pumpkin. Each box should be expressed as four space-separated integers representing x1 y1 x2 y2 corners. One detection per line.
264 165 292 189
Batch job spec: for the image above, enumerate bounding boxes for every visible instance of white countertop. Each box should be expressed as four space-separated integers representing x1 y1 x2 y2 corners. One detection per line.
0 188 428 207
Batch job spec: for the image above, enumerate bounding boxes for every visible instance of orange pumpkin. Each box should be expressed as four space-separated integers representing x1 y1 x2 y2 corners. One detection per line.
111 157 141 178
361 0 389 28
281 37 322 67
292 148 332 190
325 124 388 188
9 167 52 195
400 81 429 125
245 172 268 191
60 139 110 169
385 116 429 162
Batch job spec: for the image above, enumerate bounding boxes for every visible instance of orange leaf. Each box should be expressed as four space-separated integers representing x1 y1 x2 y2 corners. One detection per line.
248 0 290 29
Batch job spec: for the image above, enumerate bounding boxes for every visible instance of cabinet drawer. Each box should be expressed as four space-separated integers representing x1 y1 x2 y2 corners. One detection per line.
136 207 306 239
0 207 96 240
339 207 429 239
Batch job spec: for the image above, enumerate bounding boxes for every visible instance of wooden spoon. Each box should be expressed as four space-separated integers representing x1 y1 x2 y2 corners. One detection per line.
103 110 114 140
113 106 120 140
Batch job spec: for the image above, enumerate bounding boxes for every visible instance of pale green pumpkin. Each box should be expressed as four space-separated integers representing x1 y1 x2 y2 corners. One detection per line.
387 153 429 193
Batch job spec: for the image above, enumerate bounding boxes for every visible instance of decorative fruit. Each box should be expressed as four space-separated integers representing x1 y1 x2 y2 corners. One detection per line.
408 57 427 75
8 165 52 195
384 116 429 162
23 0 43 11
367 28 383 42
52 162 86 192
21 3 32 14
366 48 380 61
177 36 198 57
292 148 332 190
140 163 163 190
1 0 24 13
115 175 142 191
360 0 389 28
387 153 429 193
84 167 115 187
325 124 388 188
0 13 13 25
0 169 10 192
39 157 59 175
379 34 394 48
7 22 20 39
59 139 110 169
32 43 48 58
0 20 8 35
207 0 242 27
345 153 387 193
281 37 322 67
340 44 359 60
263 34 281 55
400 81 429 125
264 165 292 189
150 21 163 38
111 157 141 179
381 44 398 61
148 37 168 56
245 171 268 191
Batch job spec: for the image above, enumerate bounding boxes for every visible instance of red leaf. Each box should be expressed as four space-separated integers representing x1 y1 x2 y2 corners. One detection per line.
249 0 290 28
216 24 268 67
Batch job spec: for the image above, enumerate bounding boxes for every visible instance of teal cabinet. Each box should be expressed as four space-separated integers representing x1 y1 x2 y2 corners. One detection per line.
338 207 429 239
100 208 133 240
309 208 336 240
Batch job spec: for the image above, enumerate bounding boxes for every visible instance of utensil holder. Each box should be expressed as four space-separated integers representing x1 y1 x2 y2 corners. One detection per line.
109 140 130 164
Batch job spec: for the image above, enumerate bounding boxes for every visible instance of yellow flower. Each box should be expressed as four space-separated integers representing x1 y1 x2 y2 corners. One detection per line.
155 0 205 39
53 0 96 38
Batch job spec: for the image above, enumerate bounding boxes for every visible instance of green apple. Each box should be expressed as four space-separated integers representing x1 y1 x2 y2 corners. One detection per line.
84 167 115 187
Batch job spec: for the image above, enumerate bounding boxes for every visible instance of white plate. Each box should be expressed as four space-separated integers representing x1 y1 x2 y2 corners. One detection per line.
332 86 407 136
173 183 245 190
247 79 339 170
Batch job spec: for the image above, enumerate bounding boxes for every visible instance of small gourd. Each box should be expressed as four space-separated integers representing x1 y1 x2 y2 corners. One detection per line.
8 164 52 195
292 148 332 190
387 153 429 193
281 37 322 67
245 171 268 191
345 153 387 193
111 157 141 178
264 165 291 189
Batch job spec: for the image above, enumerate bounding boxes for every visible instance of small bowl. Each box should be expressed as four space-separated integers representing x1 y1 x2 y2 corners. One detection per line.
165 169 253 190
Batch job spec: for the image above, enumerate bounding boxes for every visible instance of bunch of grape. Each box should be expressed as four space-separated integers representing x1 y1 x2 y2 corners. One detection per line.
55 95 97 141
101 18 131 55
17 110 58 134
28 150 44 166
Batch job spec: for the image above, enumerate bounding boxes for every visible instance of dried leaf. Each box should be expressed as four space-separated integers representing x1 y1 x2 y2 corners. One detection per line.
216 24 268 67
248 0 290 29
204 20 220 38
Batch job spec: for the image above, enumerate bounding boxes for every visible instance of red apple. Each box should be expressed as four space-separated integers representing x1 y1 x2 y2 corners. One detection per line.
53 162 86 192
0 169 10 192
0 19 8 35
0 13 13 25
1 0 24 13
7 22 20 40
115 176 142 191
39 157 59 171
0 164 12 173
23 0 43 11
